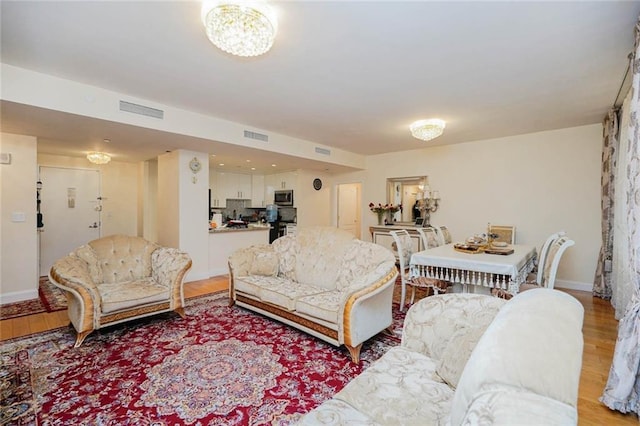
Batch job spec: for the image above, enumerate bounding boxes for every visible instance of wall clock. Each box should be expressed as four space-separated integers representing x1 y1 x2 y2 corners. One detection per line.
189 157 202 183
313 178 323 191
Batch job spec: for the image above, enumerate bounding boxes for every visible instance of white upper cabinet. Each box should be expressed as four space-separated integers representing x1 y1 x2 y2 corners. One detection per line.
220 172 252 200
251 174 265 207
209 170 226 208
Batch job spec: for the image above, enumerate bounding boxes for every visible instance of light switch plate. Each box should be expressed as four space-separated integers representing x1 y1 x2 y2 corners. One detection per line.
11 212 26 222
0 153 11 164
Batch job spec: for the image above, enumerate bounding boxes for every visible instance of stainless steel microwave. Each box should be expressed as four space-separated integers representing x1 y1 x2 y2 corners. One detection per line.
274 190 294 206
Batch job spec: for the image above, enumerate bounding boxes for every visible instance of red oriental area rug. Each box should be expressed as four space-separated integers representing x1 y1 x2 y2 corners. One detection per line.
1 292 405 425
0 277 67 320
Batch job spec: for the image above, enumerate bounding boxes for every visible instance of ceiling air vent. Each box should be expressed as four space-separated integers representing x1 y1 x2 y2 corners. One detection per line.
119 101 164 119
244 130 269 142
315 147 331 156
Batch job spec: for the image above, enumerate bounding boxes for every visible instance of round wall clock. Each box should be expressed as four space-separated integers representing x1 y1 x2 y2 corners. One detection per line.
313 178 323 190
189 157 202 173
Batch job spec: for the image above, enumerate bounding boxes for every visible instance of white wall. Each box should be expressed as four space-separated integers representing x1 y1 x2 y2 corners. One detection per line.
37 154 138 237
139 159 158 242
0 133 39 302
296 169 332 227
158 150 210 281
336 124 602 289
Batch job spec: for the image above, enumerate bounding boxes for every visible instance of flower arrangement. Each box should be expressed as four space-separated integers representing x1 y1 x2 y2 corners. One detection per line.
369 202 402 224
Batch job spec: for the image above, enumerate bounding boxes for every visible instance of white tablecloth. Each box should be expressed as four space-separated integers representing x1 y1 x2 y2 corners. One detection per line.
410 243 537 294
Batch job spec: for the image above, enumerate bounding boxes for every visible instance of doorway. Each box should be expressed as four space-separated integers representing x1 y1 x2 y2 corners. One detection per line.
39 166 102 276
337 183 361 239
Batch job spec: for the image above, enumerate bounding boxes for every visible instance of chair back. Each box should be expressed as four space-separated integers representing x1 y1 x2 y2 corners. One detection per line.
536 231 566 285
417 227 441 249
489 225 516 244
539 235 575 289
439 226 452 244
390 230 413 274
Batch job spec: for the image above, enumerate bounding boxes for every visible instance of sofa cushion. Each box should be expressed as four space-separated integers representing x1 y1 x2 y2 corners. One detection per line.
98 278 169 313
235 275 326 311
332 346 454 425
449 289 585 426
295 290 341 323
250 251 279 276
298 399 381 425
436 325 489 389
461 387 578 425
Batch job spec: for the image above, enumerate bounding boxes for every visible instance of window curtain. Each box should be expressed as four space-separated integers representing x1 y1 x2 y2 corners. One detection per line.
593 109 619 300
600 17 640 416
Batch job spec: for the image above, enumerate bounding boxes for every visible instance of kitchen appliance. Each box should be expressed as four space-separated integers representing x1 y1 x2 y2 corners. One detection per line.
274 190 294 206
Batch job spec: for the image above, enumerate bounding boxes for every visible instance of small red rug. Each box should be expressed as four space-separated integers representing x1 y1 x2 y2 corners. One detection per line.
1 292 405 425
0 277 66 320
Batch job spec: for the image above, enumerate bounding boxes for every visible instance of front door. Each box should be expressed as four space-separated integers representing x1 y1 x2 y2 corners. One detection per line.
39 166 101 276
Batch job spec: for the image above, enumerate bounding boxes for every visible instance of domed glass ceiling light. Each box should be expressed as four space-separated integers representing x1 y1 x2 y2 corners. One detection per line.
201 0 278 57
86 152 111 164
409 119 446 141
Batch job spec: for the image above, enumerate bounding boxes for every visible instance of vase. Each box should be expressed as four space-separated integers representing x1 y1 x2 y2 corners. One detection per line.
377 212 384 225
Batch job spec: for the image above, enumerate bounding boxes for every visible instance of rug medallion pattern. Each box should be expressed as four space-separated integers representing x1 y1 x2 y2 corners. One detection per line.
1 292 404 425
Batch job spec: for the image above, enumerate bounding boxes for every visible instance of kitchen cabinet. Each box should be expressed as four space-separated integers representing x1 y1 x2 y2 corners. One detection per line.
209 170 226 208
223 172 252 200
251 174 265 207
264 171 298 205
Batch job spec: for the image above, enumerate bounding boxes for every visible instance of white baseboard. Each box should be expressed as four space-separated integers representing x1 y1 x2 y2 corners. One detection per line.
0 289 39 304
555 279 592 292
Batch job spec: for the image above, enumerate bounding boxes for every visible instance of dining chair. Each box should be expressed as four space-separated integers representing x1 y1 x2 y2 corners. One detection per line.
417 227 442 250
489 225 516 244
492 233 574 299
439 226 452 244
390 230 447 311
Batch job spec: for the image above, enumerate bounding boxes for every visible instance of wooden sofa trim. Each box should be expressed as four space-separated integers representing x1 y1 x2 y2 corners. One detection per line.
236 294 339 341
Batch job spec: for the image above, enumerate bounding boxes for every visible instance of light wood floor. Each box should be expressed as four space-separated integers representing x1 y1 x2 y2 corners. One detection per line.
1 277 637 425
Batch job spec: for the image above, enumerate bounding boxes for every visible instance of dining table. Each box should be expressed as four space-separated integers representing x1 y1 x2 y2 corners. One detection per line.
409 243 538 295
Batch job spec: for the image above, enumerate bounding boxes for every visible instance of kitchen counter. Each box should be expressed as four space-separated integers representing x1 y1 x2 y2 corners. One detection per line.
209 225 272 233
209 226 270 276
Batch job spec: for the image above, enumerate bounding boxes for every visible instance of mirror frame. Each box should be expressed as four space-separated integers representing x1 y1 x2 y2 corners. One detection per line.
387 176 427 223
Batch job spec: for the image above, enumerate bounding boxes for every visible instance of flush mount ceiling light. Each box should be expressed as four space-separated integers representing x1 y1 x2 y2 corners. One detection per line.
409 119 446 141
201 0 278 57
86 151 111 164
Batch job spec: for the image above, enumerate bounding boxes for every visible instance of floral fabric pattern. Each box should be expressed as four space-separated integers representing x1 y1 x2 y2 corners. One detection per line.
601 15 640 415
593 109 619 299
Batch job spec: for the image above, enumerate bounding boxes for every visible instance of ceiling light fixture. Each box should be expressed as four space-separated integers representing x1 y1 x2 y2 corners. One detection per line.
201 0 278 57
86 151 111 164
409 119 446 141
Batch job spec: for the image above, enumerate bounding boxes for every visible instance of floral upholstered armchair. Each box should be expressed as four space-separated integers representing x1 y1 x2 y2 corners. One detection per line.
49 235 192 347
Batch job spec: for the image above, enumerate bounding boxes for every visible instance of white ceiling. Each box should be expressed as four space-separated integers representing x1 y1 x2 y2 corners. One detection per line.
1 1 638 174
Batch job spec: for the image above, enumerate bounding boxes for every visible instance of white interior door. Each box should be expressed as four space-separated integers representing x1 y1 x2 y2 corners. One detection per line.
337 183 361 238
39 166 101 276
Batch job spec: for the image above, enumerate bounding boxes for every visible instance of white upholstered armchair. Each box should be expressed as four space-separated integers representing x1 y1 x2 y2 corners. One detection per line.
49 235 192 347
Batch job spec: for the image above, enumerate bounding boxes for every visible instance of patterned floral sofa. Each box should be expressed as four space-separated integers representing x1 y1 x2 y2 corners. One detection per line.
49 234 192 347
299 288 585 425
228 226 398 363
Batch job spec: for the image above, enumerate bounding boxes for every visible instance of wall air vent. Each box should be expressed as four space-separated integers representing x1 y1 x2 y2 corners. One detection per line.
244 130 269 142
315 147 331 156
119 101 164 119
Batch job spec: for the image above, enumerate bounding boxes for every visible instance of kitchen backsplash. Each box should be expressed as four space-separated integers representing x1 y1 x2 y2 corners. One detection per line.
213 199 296 223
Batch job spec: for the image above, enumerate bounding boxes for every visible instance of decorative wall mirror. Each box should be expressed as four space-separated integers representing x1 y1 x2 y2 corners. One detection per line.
386 176 428 224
